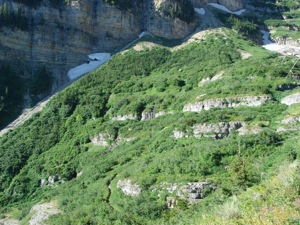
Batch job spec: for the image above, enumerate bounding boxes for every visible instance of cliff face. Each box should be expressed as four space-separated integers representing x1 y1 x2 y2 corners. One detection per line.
0 0 244 89
0 0 143 88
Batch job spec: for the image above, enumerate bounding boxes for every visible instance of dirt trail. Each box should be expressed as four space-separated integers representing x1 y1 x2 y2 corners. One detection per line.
106 174 117 206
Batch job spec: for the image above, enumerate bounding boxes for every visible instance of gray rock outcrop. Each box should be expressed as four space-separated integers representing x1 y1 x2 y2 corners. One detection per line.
141 110 172 121
183 96 272 112
181 182 215 203
198 71 224 87
277 126 300 133
158 181 216 204
167 197 176 208
29 202 61 225
111 114 137 121
173 130 187 139
48 175 60 185
192 121 245 139
281 93 300 106
0 0 142 89
0 0 197 89
0 219 20 225
173 121 246 139
272 36 300 47
91 133 112 146
237 125 263 136
281 116 300 124
117 179 142 196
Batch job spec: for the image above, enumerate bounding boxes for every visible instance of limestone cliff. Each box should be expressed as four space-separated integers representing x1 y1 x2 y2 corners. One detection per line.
0 0 244 90
0 0 198 87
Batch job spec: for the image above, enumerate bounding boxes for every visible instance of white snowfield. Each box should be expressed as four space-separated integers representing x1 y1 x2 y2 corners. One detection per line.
67 53 111 80
261 30 273 45
208 3 246 15
139 32 146 38
261 30 300 57
195 8 206 15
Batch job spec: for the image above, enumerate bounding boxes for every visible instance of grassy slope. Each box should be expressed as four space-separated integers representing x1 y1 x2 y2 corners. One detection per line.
0 28 300 224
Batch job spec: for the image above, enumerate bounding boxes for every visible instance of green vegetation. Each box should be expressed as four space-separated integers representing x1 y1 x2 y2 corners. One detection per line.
0 1 300 224
0 28 300 224
256 0 300 41
215 12 260 42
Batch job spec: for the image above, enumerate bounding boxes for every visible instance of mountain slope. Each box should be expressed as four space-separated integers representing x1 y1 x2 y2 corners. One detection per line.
1 25 300 224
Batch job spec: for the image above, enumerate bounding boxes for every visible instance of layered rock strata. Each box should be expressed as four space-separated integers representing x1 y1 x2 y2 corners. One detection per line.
183 96 272 112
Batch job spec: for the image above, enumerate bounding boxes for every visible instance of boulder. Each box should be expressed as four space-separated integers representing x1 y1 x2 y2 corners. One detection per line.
192 121 245 139
91 133 111 146
111 114 137 121
281 93 300 106
117 179 142 196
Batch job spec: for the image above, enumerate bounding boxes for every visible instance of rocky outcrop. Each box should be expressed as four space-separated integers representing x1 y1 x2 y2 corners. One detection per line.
141 110 157 121
29 202 61 225
277 126 300 133
111 114 137 121
91 133 112 146
181 182 215 203
0 0 197 90
167 197 176 208
158 181 216 204
198 71 224 87
281 116 300 124
0 0 142 89
190 0 245 11
281 93 300 106
141 110 172 121
117 179 142 196
0 219 20 225
183 96 271 112
237 125 263 136
192 121 245 139
39 175 61 186
173 122 246 139
173 129 187 139
272 36 300 47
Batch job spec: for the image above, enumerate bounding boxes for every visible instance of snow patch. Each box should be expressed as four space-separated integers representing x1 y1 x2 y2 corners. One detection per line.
67 53 111 80
195 8 205 15
208 3 246 15
263 43 300 56
262 30 300 57
261 30 273 45
139 32 146 38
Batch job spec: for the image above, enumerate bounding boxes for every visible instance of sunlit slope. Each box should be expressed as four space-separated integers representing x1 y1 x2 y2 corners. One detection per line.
1 30 300 224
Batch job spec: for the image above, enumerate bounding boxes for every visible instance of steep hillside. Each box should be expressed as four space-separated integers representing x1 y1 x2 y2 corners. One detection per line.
0 0 199 127
1 25 300 224
1 0 300 224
